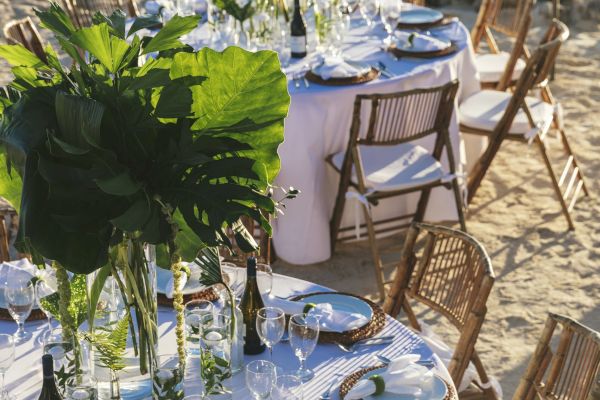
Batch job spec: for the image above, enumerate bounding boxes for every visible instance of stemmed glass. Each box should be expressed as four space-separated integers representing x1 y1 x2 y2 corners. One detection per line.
256 307 286 361
361 0 381 26
288 313 319 382
0 334 15 400
256 263 273 296
35 280 55 339
5 277 34 344
380 0 402 45
245 360 277 399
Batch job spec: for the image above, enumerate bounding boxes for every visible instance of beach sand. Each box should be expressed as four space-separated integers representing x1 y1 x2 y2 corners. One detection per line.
1 0 599 396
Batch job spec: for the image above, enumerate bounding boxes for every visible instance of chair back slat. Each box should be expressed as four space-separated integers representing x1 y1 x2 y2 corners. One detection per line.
355 82 458 146
3 18 46 62
472 0 533 51
0 215 10 262
514 314 600 400
62 0 138 28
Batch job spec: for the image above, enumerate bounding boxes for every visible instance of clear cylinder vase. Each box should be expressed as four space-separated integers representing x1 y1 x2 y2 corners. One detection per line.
200 313 233 399
88 240 158 400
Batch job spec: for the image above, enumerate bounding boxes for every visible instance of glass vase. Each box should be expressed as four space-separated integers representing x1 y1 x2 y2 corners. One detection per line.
89 240 158 400
152 354 185 399
43 327 85 396
200 313 232 399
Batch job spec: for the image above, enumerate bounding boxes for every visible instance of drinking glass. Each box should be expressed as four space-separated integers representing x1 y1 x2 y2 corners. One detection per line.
380 0 401 45
361 0 380 26
288 313 319 382
65 375 98 400
256 263 273 296
5 277 34 343
256 307 286 361
271 373 302 400
222 262 245 297
0 334 15 400
36 279 55 339
245 360 276 399
184 300 214 356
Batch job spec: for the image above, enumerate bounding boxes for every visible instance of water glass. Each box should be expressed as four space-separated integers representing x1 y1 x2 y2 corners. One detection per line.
361 0 380 26
245 360 276 399
256 307 286 361
152 354 184 399
5 278 34 343
184 300 214 356
0 334 15 400
36 279 55 338
289 313 319 382
380 0 402 45
272 373 302 400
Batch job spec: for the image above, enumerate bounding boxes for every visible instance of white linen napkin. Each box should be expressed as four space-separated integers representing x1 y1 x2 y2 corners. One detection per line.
345 354 434 399
314 57 361 80
394 31 448 51
165 262 193 299
264 295 369 333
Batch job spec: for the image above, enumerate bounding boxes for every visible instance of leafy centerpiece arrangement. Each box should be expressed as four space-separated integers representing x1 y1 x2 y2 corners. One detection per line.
0 2 291 397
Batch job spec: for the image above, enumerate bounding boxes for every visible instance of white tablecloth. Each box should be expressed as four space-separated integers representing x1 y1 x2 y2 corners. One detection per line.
270 20 482 264
4 273 456 399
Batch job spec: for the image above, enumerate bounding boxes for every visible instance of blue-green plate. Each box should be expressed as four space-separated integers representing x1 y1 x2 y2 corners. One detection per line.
297 293 373 330
398 8 444 25
352 367 448 399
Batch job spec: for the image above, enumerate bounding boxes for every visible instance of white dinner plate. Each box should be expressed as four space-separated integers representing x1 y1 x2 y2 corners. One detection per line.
297 293 373 331
395 39 452 53
398 8 444 25
354 368 448 400
156 263 208 296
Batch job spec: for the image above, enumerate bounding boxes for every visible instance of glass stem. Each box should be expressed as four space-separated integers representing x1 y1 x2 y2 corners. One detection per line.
17 321 24 336
299 357 305 373
0 372 4 392
269 346 273 361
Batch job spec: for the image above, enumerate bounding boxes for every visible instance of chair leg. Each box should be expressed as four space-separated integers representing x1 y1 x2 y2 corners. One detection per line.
414 187 432 224
535 137 575 230
362 203 386 301
471 350 499 400
451 179 468 232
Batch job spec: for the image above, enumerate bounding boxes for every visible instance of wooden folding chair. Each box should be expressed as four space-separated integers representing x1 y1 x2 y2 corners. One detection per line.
471 0 534 90
61 0 139 28
3 17 47 62
514 313 600 400
220 216 272 265
328 81 466 300
0 216 9 262
383 222 497 399
461 19 587 230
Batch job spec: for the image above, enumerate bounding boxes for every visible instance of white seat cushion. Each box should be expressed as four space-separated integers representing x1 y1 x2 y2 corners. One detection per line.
331 142 445 192
476 51 527 83
459 90 554 135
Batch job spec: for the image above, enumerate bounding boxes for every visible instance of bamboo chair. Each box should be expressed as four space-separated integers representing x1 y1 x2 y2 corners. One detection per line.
471 0 534 90
3 17 47 62
383 222 497 399
61 0 139 28
461 19 587 230
328 81 466 300
220 216 271 265
0 215 10 262
514 313 600 400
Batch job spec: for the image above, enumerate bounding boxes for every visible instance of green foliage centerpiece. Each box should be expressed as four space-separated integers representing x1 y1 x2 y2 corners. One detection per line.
0 2 290 397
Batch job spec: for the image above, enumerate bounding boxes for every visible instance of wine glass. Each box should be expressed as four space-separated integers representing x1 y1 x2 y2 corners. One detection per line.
256 307 286 361
5 277 34 344
361 0 380 26
222 262 245 298
256 263 273 296
380 0 401 45
272 373 302 400
0 334 15 400
245 360 277 399
288 313 319 382
184 300 214 356
35 280 55 339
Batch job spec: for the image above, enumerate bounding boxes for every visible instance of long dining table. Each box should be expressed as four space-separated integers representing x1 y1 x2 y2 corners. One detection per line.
3 272 457 399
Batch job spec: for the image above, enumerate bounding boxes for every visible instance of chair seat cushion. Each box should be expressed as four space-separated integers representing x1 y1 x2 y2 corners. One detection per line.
476 51 527 83
458 90 554 135
331 142 445 192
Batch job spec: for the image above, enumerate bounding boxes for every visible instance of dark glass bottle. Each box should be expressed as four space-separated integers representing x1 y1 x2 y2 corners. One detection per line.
240 257 266 355
38 354 63 400
290 0 307 58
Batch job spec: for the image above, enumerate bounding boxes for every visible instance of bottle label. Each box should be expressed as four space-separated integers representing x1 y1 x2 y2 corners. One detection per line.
290 36 307 54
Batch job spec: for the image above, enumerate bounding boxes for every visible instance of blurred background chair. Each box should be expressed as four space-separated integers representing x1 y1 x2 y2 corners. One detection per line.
2 17 46 62
61 0 139 28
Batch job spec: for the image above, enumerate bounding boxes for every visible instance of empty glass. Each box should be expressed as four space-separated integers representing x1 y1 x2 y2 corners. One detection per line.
360 0 380 26
271 373 302 400
36 279 55 339
380 0 402 45
256 307 286 361
256 264 273 296
245 360 276 399
288 314 319 382
0 334 15 400
5 277 34 343
184 300 214 356
222 263 273 296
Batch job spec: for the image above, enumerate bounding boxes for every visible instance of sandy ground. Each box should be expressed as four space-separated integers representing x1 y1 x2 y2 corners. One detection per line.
1 0 599 397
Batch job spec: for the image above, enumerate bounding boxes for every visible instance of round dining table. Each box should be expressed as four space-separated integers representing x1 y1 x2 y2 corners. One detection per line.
3 272 457 399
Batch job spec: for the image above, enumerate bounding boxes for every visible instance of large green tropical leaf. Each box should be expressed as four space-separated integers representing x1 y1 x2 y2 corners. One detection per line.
70 23 131 73
142 15 200 55
0 45 45 68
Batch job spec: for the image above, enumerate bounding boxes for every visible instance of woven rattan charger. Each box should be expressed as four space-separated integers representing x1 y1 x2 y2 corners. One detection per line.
305 68 380 86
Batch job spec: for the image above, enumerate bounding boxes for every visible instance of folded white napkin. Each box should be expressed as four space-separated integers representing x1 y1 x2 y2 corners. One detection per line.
345 355 434 399
395 31 448 51
165 262 193 299
264 295 369 333
0 258 57 308
315 57 361 80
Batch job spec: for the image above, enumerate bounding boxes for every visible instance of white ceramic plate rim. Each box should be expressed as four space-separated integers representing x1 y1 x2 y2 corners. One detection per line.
356 367 448 400
297 292 373 331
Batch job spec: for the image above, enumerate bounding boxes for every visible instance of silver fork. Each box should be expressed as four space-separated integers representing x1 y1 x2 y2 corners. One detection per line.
336 336 395 353
375 354 435 368
319 373 343 399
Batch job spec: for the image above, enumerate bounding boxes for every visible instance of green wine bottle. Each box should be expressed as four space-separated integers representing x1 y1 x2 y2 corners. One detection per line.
240 257 266 355
38 354 63 400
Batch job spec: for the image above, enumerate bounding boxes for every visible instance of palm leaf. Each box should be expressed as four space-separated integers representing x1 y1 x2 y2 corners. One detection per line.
194 247 223 287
